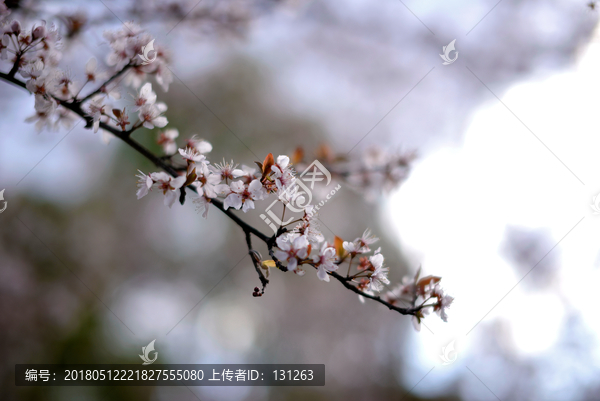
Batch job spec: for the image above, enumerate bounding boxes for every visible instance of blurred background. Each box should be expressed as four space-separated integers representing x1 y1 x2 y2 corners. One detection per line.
1 0 600 399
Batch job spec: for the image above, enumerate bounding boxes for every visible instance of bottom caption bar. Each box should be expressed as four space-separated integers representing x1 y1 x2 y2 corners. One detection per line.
15 364 325 386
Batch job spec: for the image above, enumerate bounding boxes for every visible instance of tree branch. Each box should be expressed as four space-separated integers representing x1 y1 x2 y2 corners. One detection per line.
0 71 27 90
8 53 22 78
0 69 428 318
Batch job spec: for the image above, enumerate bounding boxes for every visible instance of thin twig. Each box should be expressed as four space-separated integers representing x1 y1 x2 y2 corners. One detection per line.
245 230 269 293
328 271 421 316
79 63 133 103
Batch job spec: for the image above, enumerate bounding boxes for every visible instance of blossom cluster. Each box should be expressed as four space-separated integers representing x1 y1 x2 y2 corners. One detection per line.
1 20 171 137
103 22 172 91
0 19 76 131
0 17 453 330
383 269 455 331
137 145 286 213
294 144 415 200
136 133 453 327
0 1 10 19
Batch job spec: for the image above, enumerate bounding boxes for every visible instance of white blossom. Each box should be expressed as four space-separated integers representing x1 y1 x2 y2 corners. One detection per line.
367 253 389 292
53 69 76 99
412 316 421 332
312 242 337 282
132 82 156 111
54 107 77 130
178 147 206 164
193 194 211 219
136 170 153 199
25 73 53 96
272 155 290 176
433 285 454 322
123 66 147 88
20 59 45 78
274 234 309 274
358 289 374 304
187 135 212 154
85 57 106 83
155 61 173 92
105 38 129 69
210 159 245 181
85 96 107 133
271 155 295 190
360 228 379 246
150 172 186 208
193 162 222 198
138 102 167 129
294 205 324 244
223 179 267 212
343 231 374 254
157 128 179 154
249 179 268 200
342 239 369 255
25 95 57 132
342 240 359 254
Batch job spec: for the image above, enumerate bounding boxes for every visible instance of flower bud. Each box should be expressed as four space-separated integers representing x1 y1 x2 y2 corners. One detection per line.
32 25 46 40
10 20 21 34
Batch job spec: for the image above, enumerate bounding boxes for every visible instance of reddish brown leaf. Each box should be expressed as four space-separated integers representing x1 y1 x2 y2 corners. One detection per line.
416 275 441 292
334 236 345 258
315 143 333 162
292 147 304 165
261 153 275 180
